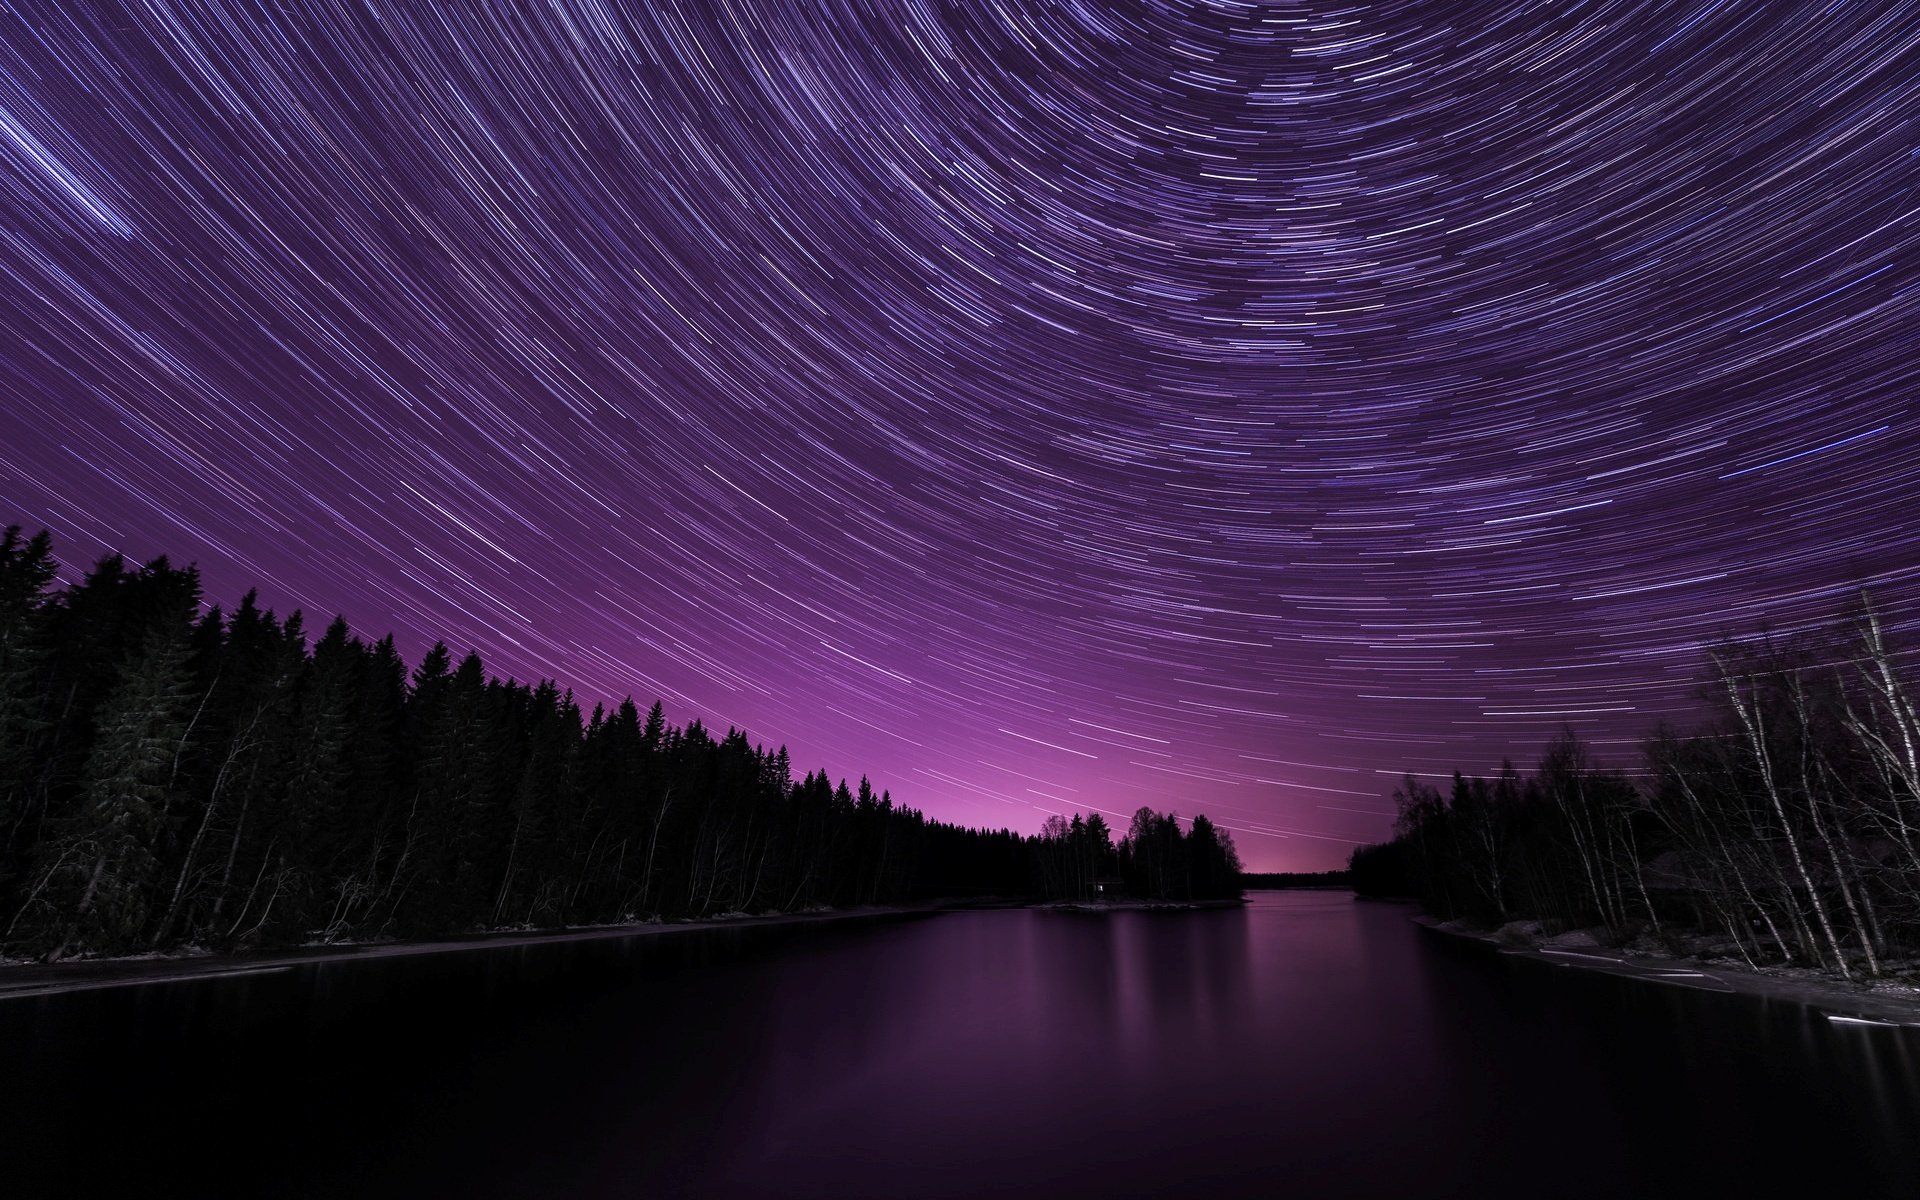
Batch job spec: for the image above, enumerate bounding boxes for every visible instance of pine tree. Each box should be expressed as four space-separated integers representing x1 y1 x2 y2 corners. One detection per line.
273 617 356 937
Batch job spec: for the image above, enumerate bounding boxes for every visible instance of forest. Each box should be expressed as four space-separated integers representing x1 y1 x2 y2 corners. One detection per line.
0 527 1241 961
1350 600 1920 979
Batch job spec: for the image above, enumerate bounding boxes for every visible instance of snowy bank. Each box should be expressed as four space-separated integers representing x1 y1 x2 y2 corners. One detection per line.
1415 914 1920 1028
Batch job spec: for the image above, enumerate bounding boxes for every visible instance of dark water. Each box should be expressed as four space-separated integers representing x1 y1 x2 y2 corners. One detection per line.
5 893 1918 1198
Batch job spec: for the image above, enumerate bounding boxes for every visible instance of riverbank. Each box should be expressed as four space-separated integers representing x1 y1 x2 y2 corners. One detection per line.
2 895 1264 1000
1414 914 1920 1027
0 903 962 1001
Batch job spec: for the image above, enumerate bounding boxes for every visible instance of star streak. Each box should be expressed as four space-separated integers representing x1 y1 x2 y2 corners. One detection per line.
2 0 1917 869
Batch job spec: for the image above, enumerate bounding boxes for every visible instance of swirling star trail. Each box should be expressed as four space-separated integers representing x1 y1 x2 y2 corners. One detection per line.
2 1 1917 867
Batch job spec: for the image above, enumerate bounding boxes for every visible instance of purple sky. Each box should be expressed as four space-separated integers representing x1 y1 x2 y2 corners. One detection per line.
2 2 1917 869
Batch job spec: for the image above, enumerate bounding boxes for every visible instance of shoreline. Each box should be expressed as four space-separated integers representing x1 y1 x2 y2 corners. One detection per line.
0 895 1255 1000
0 903 960 1001
1413 914 1920 1028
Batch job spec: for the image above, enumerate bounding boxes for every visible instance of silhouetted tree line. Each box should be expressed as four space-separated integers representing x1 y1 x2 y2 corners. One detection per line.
1350 600 1920 980
0 529 1238 960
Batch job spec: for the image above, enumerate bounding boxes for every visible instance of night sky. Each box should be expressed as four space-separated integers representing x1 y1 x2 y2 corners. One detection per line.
2 2 1917 869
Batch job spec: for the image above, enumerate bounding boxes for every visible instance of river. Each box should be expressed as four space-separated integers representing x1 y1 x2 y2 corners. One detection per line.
5 892 1917 1198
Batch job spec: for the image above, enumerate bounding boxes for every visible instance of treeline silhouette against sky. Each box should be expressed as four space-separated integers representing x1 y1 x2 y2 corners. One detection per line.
0 528 1240 959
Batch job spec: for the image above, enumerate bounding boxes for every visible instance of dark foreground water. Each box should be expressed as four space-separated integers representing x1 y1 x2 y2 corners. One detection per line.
5 893 1918 1199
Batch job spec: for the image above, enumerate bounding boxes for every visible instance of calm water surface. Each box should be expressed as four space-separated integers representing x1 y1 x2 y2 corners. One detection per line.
5 893 1918 1198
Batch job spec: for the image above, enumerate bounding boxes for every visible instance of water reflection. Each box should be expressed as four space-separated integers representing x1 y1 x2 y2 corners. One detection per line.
3 896 1917 1198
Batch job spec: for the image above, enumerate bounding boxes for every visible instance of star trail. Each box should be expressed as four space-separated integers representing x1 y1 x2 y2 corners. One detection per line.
2 0 1917 869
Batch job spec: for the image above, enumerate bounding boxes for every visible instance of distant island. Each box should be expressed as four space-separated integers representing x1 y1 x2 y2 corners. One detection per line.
0 528 1242 964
